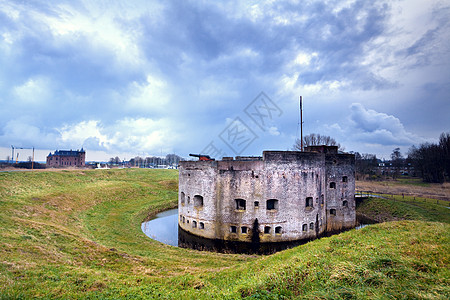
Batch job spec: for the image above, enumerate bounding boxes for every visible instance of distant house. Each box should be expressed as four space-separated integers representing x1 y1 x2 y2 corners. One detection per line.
46 149 86 167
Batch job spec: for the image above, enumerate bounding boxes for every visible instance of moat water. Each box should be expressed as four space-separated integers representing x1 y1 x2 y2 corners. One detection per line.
141 208 373 254
141 208 178 246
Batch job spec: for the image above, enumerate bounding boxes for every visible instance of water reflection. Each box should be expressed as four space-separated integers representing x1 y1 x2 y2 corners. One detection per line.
141 208 374 254
141 208 178 246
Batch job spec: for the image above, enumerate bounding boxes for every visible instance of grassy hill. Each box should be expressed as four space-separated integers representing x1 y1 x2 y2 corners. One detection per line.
0 169 448 299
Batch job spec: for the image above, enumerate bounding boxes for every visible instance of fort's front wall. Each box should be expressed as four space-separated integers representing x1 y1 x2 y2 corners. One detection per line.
325 154 356 232
178 151 355 243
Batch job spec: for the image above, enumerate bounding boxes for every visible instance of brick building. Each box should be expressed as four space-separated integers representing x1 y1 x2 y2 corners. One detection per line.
46 149 86 167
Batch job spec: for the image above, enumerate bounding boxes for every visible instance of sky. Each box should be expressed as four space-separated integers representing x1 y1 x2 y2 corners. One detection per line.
0 0 449 162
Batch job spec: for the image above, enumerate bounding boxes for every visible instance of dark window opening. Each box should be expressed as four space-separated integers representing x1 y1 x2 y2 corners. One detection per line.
182 216 185 223
343 176 348 182
187 220 189 224
241 226 248 234
199 222 204 229
193 195 204 208
302 224 307 232
330 209 336 216
230 226 237 233
343 200 348 207
305 197 313 208
254 201 259 208
310 222 314 230
193 221 197 228
235 198 246 210
187 196 190 204
180 192 185 205
264 226 271 234
179 215 182 221
275 226 282 234
320 194 324 205
330 182 336 189
267 199 279 210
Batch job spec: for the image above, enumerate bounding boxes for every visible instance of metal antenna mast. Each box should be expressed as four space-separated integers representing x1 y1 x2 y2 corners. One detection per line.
300 96 303 151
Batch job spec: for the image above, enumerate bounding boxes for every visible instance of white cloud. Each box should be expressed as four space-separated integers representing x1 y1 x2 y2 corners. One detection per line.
13 77 52 104
59 120 108 149
347 103 424 146
268 126 280 136
58 117 179 154
126 75 171 112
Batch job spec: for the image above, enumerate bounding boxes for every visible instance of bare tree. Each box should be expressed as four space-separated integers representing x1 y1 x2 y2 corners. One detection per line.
390 148 403 179
293 133 343 151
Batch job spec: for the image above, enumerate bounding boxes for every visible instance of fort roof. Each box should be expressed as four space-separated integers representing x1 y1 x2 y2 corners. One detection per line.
48 149 85 157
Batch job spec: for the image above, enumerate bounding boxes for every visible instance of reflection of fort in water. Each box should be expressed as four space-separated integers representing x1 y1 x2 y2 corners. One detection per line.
141 209 372 255
177 146 356 253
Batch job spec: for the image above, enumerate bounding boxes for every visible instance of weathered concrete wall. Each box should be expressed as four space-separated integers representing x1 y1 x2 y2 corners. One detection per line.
325 153 356 232
178 150 355 243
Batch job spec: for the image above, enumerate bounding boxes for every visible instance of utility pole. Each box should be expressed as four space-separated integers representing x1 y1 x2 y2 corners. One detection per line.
11 145 14 164
300 96 303 152
32 147 35 170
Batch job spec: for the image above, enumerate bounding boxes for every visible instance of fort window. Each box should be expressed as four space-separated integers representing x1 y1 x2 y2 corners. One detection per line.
179 215 182 221
330 209 336 216
230 226 237 233
193 221 197 228
254 201 259 208
187 196 190 204
182 216 185 223
305 197 313 208
310 222 314 230
275 226 282 234
302 224 307 231
180 192 185 205
187 220 189 224
193 195 204 208
320 194 324 205
330 182 336 189
241 226 248 234
199 222 204 229
235 198 246 210
266 199 279 210
343 200 348 207
264 226 271 234
342 176 348 182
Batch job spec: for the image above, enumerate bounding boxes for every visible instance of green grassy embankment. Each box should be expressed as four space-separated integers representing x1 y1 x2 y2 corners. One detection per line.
0 169 448 299
356 193 450 224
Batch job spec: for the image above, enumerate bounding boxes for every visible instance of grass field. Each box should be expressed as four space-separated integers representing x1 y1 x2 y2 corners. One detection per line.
0 169 448 299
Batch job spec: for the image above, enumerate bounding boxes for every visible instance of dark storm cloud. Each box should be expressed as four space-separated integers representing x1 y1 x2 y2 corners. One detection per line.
0 0 448 160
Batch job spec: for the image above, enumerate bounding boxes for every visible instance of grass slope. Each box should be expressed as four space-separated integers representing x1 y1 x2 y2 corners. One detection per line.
0 169 448 299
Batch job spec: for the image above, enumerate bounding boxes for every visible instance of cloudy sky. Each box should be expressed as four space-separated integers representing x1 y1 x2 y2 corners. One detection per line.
0 0 449 162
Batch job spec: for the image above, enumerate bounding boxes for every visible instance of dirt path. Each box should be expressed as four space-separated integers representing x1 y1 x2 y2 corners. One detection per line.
356 180 450 201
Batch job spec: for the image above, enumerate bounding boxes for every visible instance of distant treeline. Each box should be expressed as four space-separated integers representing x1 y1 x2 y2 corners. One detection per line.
108 153 183 167
0 161 46 169
408 132 450 183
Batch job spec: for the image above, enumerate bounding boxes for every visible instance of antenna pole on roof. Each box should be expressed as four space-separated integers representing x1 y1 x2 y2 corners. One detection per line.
300 96 303 152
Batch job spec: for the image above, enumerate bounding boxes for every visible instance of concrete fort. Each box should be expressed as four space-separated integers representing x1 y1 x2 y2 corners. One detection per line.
178 146 355 244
